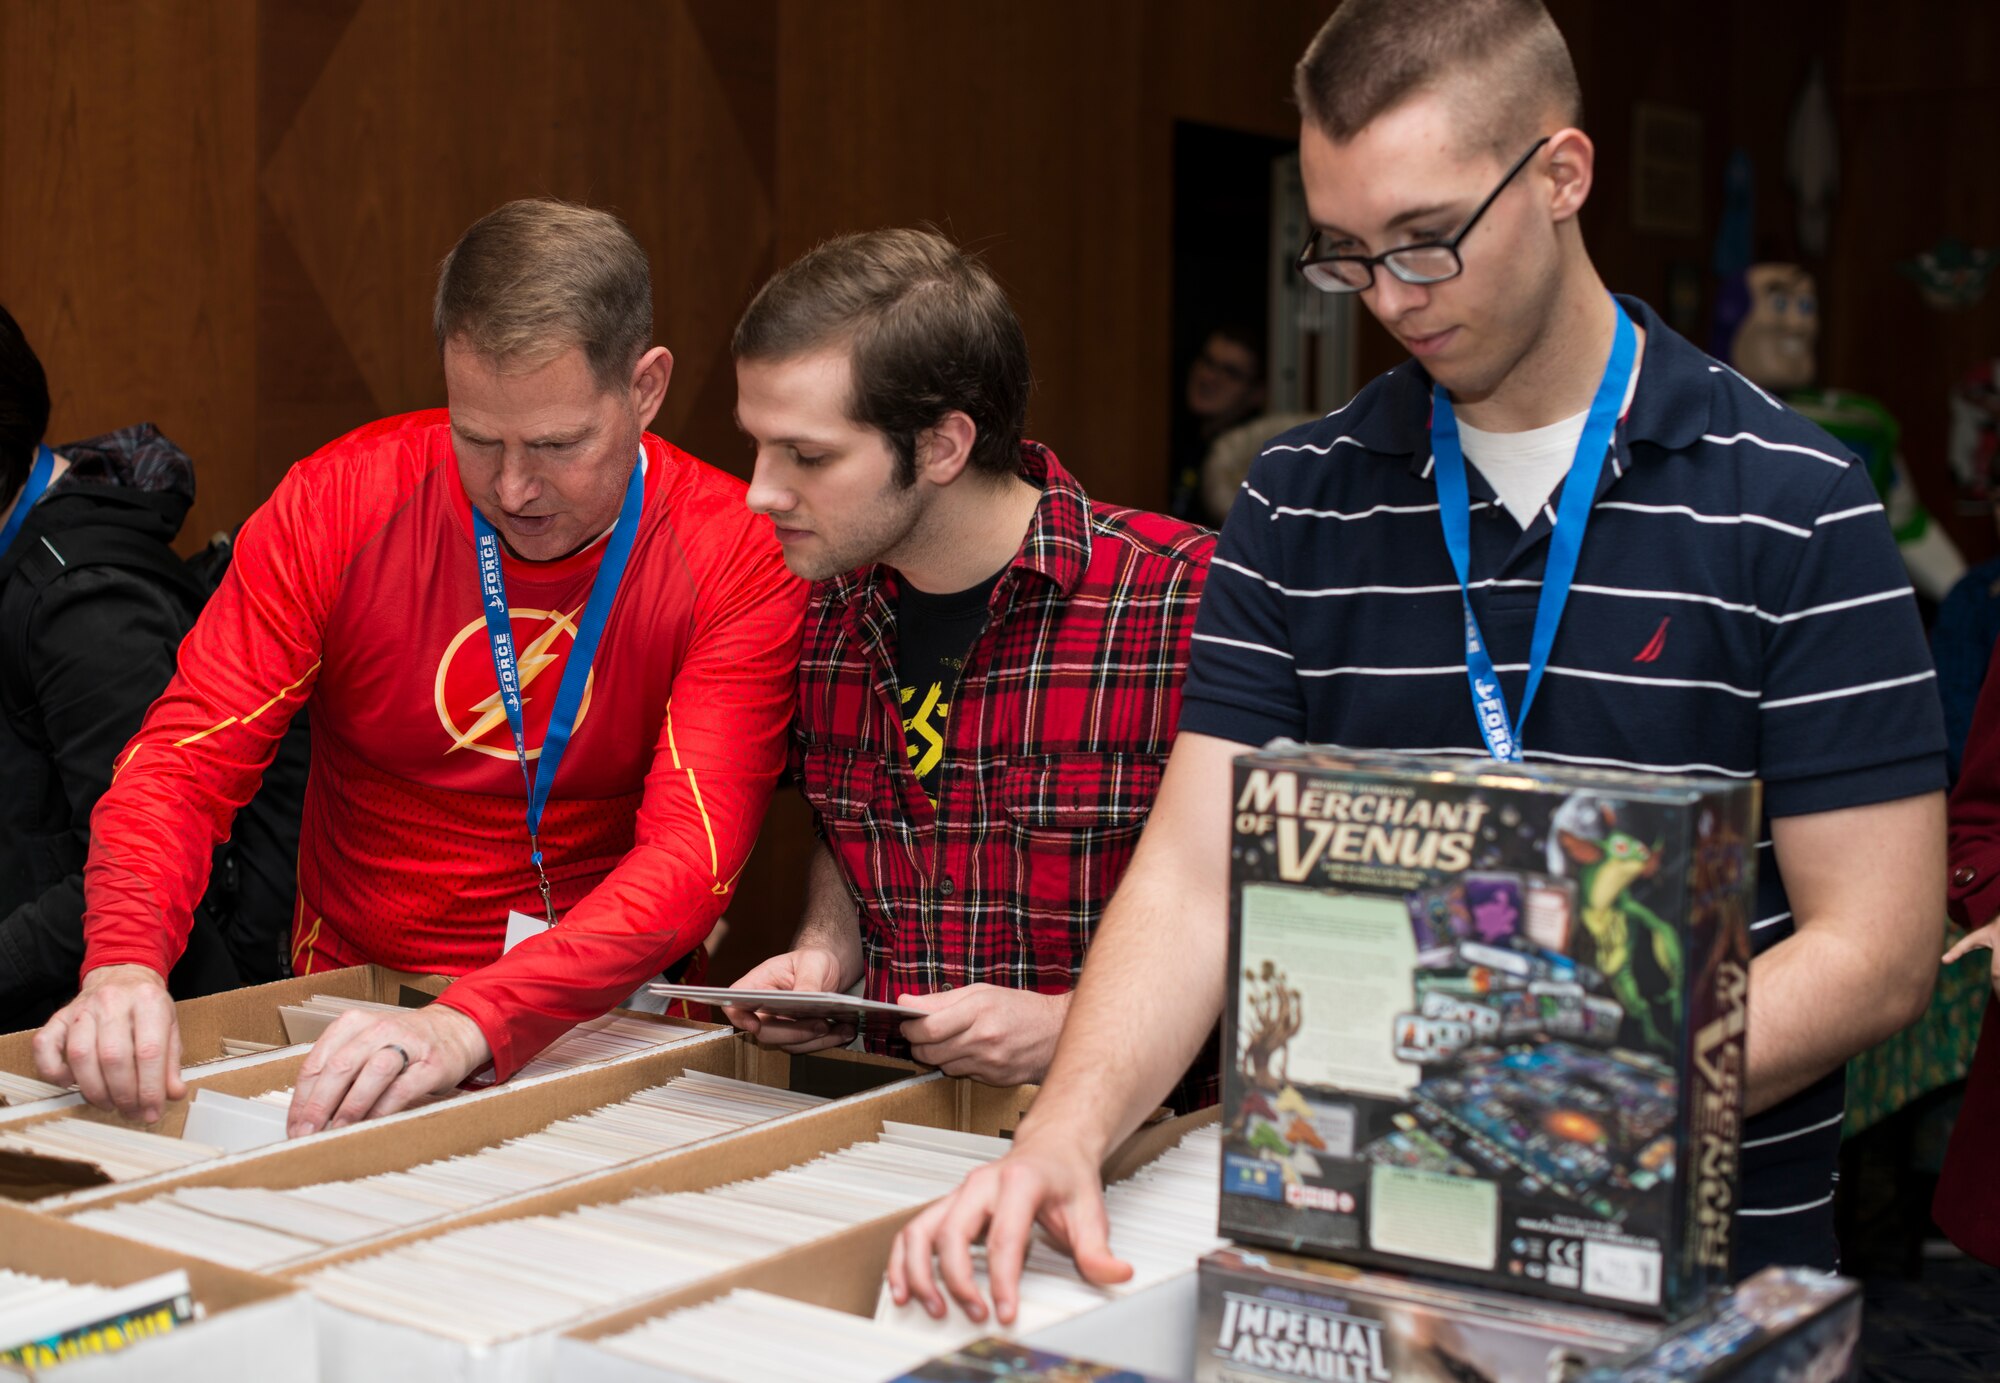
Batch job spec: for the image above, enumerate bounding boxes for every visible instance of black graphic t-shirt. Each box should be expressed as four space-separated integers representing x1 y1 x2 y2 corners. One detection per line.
896 572 1000 804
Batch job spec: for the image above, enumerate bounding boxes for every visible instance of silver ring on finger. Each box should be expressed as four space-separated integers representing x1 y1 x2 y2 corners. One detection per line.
387 1044 410 1074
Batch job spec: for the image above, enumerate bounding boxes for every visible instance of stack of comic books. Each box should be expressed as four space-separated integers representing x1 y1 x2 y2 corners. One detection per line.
0 1266 196 1369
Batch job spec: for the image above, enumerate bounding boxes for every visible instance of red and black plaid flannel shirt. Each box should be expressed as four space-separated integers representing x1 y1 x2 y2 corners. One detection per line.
794 442 1219 1109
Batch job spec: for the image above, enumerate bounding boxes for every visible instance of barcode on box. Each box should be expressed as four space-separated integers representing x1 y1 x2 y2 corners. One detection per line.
1583 1240 1662 1306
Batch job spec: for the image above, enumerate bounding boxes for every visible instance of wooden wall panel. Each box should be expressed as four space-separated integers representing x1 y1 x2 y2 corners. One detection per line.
6 3 1992 981
0 0 258 549
252 0 778 485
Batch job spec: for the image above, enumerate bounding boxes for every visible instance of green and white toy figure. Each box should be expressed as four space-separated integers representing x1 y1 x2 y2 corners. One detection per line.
1715 262 1966 601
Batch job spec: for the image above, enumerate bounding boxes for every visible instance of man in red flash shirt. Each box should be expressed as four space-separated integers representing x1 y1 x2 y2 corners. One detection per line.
35 200 804 1133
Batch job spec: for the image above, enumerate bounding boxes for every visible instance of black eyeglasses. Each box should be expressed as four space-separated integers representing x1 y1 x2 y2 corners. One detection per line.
1295 136 1551 294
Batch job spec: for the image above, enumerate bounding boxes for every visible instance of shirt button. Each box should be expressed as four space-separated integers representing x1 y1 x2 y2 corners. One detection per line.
938 876 956 897
1954 865 1977 887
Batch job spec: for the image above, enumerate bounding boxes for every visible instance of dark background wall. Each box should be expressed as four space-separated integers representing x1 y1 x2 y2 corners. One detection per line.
1 0 1994 968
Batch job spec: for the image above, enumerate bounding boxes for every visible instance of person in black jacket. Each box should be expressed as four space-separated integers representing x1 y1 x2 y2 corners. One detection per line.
0 304 302 1031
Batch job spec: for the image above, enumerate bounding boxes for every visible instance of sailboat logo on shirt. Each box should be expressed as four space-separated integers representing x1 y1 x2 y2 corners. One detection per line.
433 607 596 759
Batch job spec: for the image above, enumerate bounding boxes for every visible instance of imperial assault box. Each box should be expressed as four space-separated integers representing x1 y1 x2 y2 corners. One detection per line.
1222 749 1756 1318
1195 1246 1658 1383
1579 1268 1860 1382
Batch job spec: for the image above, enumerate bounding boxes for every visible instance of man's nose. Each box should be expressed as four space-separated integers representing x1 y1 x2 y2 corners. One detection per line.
1367 271 1432 325
495 451 542 509
744 454 793 516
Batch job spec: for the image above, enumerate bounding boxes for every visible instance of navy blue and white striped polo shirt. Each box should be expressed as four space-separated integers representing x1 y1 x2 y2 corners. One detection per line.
1184 294 1947 1275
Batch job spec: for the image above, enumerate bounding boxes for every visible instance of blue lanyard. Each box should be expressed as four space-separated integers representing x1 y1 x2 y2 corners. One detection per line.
471 452 645 921
1431 304 1636 762
0 445 56 555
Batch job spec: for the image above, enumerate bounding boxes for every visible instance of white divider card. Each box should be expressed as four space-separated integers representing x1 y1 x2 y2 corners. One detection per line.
598 1289 943 1383
278 995 410 1046
0 1267 195 1364
69 1071 829 1271
0 1073 67 1106
298 1122 1015 1345
871 1124 1226 1347
0 1119 224 1182
180 1089 292 1155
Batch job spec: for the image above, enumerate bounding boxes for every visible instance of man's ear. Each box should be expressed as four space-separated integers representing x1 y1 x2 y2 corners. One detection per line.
630 346 675 430
914 410 979 487
1544 126 1595 225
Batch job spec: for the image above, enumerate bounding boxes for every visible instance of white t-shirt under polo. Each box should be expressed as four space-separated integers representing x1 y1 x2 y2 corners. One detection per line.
1457 369 1642 527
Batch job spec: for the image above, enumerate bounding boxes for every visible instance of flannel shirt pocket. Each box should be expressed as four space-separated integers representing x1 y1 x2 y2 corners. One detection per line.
999 753 1164 986
798 743 889 823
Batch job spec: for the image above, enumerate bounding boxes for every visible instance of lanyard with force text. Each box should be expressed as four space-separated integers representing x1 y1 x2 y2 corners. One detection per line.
0 445 56 556
1430 302 1636 762
472 451 644 922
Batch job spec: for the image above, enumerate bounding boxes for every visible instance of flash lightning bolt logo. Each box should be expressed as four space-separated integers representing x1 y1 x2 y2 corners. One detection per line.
433 607 595 760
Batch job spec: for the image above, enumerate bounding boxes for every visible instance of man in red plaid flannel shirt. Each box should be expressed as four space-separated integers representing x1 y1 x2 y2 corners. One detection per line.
722 229 1216 1104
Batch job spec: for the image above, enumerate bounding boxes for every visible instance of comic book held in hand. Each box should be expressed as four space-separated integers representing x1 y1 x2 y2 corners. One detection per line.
1222 747 1756 1318
647 983 924 1033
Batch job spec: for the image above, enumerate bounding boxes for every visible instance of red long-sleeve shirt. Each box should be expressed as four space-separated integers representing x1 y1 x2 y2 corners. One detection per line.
82 411 804 1077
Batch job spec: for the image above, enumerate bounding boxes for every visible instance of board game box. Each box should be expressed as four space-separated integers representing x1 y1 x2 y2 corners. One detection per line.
1195 1246 1658 1383
894 1336 1176 1382
1578 1268 1860 1382
1221 748 1756 1318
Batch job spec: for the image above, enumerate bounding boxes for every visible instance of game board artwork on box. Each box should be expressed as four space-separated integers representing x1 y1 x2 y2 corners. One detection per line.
1221 750 1756 1318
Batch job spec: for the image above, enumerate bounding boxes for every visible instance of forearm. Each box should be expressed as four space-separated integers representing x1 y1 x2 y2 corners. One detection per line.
1746 915 1941 1115
447 807 763 1076
1749 792 1947 1114
1016 847 1228 1163
794 840 865 989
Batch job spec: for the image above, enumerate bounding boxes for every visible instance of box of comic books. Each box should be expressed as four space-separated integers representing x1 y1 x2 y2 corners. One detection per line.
1221 748 1756 1318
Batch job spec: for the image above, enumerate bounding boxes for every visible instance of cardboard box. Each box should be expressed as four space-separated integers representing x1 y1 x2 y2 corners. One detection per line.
1223 748 1756 1317
0 966 455 1121
553 1110 1218 1383
0 1202 312 1382
301 1081 1167 1383
49 1035 916 1267
8 1017 728 1210
1194 1245 1656 1383
1579 1268 1861 1382
0 965 453 1074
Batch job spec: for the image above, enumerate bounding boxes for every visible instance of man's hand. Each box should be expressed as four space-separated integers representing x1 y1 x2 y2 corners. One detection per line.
287 1003 491 1137
897 985 1070 1087
722 947 857 1054
887 1128 1129 1325
32 964 184 1123
1945 919 2000 997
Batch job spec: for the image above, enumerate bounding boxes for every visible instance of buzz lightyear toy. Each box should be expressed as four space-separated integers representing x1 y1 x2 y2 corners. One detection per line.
1714 263 1966 601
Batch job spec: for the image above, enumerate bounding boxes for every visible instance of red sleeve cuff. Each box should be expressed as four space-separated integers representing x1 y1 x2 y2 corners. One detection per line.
432 993 516 1081
1950 856 2000 932
79 948 171 980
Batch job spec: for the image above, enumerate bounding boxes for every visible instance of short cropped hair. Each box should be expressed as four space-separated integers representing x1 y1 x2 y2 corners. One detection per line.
434 198 652 391
731 228 1031 484
0 303 51 509
1294 0 1582 155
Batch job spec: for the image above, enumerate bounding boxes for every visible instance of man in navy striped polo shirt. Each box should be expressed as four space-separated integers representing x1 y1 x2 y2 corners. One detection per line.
890 0 1948 1324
